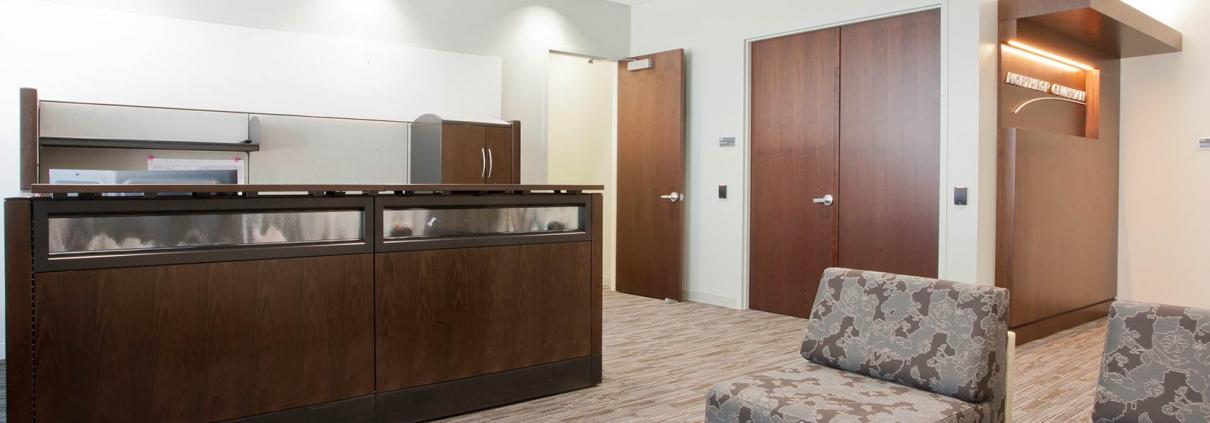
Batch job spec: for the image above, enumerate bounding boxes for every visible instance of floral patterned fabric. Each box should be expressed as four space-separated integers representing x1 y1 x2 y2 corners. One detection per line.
705 268 1008 423
1093 301 1210 423
706 362 986 423
800 268 1008 406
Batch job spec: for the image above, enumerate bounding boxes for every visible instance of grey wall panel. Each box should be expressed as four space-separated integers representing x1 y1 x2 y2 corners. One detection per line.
248 115 408 184
39 102 250 143
409 121 442 183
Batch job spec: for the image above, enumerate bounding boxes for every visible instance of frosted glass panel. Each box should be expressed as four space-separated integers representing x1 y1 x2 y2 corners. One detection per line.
48 210 363 254
383 206 583 239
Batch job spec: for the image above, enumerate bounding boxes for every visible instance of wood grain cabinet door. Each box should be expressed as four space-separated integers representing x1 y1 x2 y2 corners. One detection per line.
33 255 375 422
375 243 592 391
441 124 488 184
485 125 516 184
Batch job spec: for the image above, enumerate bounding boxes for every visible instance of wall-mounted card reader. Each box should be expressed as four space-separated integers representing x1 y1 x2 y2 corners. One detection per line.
954 187 968 206
718 185 728 199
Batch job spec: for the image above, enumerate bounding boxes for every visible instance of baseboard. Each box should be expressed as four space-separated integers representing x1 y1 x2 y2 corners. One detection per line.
235 355 601 423
376 355 600 423
682 290 739 309
1012 300 1112 345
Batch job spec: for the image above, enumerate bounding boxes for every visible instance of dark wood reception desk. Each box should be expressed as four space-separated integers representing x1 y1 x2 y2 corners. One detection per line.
5 184 603 422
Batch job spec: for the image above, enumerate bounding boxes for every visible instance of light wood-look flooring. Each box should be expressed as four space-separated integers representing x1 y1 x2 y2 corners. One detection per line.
443 289 1109 423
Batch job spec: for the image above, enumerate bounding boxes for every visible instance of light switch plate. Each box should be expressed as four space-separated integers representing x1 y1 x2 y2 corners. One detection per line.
719 137 736 147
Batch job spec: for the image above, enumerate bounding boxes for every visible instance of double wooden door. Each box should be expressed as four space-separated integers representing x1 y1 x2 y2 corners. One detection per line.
750 10 940 318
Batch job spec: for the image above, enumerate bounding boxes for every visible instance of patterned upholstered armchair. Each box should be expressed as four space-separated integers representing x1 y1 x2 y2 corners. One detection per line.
1093 301 1210 422
706 268 1011 423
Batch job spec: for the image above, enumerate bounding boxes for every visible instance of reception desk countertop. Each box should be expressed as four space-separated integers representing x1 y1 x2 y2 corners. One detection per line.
28 183 604 196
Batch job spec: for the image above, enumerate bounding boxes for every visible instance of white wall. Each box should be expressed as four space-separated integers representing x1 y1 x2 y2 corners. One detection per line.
35 0 632 184
629 0 999 308
546 53 618 287
1117 0 1210 308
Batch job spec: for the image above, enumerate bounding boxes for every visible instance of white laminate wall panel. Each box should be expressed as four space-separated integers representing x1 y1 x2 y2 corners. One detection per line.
39 102 250 144
248 115 409 185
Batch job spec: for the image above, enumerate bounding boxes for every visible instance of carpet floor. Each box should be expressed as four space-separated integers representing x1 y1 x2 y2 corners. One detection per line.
443 290 1109 422
0 289 1108 422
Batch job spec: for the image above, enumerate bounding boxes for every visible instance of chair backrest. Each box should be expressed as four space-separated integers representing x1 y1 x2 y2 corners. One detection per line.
800 268 1009 403
1093 301 1210 422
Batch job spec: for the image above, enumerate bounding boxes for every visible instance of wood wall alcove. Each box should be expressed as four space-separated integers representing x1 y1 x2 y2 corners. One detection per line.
996 0 1180 344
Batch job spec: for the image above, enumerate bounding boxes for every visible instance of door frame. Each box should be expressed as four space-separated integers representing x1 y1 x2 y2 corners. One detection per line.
740 4 953 310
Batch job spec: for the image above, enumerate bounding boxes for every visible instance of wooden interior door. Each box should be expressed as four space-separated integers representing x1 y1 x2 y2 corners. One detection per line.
485 126 515 184
615 49 685 301
749 30 840 318
838 10 940 277
441 124 487 183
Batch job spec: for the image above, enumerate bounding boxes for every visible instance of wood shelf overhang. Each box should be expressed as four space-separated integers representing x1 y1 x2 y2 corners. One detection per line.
1001 0 1181 58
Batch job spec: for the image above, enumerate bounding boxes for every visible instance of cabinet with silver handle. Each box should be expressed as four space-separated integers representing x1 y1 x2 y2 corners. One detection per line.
410 114 521 184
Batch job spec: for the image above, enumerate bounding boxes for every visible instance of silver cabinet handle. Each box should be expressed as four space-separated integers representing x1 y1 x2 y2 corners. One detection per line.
480 148 487 179
660 192 683 202
487 148 494 179
812 194 834 206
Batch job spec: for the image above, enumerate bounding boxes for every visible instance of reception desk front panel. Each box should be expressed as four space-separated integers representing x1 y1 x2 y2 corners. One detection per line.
5 185 603 423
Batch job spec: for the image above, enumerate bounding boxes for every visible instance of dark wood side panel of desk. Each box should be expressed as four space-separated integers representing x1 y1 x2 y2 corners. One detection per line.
4 199 34 423
375 242 593 391
33 254 375 422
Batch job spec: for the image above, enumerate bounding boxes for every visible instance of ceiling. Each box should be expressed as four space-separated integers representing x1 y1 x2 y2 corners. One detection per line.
603 0 656 6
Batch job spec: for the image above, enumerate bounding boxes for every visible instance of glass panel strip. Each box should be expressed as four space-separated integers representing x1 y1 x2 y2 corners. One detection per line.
383 206 583 240
48 210 363 254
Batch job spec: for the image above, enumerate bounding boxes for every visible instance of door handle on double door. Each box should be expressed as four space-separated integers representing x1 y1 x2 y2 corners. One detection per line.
812 194 834 206
480 148 487 179
660 192 683 202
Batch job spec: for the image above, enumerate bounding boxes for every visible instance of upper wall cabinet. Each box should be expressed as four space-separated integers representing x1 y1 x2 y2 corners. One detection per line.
410 114 520 184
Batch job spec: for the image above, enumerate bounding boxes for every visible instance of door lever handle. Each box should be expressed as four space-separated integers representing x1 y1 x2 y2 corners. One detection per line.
660 192 683 202
812 194 834 206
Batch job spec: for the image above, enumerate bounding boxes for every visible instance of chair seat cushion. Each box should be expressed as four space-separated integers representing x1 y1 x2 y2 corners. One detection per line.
706 362 988 423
